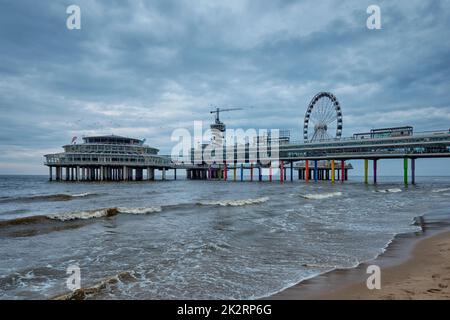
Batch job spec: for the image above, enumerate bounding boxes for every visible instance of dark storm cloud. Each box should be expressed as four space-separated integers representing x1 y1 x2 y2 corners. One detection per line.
0 0 450 173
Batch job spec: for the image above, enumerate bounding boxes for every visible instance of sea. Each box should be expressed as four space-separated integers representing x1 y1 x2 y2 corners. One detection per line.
1 174 450 299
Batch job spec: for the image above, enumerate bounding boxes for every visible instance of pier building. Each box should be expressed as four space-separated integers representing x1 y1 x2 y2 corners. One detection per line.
44 135 172 181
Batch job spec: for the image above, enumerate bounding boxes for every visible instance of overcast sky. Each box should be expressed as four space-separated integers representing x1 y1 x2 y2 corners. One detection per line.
0 0 449 175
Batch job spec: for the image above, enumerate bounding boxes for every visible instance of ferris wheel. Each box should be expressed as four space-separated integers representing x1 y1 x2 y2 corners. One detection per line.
303 92 343 142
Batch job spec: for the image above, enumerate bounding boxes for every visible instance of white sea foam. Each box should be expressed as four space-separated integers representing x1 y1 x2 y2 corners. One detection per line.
375 188 402 193
46 206 161 221
46 208 115 221
432 187 450 193
201 197 269 207
117 207 162 215
71 193 92 198
302 192 342 200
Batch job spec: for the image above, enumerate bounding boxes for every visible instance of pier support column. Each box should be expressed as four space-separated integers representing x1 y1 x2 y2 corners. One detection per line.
174 168 177 180
373 159 378 184
403 158 408 185
314 160 318 182
250 163 253 182
240 163 244 181
233 163 237 181
290 162 293 182
341 160 345 182
49 166 53 181
123 166 127 181
280 161 284 184
162 168 166 181
259 166 262 181
305 161 309 183
100 166 103 181
224 162 227 181
411 158 416 185
364 159 368 184
269 164 272 182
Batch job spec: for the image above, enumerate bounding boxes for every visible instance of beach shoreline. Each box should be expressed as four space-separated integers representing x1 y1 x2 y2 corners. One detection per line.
269 227 450 300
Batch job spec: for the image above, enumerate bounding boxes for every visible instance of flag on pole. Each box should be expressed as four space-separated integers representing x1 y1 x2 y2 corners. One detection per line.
71 136 77 144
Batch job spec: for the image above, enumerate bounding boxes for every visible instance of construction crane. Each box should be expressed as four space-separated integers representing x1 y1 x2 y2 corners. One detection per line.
210 107 243 124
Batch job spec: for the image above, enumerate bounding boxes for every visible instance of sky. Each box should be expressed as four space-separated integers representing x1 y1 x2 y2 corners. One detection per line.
0 0 450 175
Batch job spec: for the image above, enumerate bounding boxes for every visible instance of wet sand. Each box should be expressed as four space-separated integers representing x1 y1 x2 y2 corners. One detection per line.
271 230 450 300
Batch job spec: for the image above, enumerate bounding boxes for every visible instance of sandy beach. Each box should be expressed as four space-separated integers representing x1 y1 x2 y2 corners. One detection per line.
271 230 450 300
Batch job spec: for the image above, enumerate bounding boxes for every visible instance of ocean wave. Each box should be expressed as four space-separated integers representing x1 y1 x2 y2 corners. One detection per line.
117 207 162 215
0 197 269 226
0 192 98 204
46 206 162 221
199 197 269 207
71 193 93 198
432 187 450 193
0 205 163 226
46 208 120 221
0 215 50 227
374 188 402 193
53 271 138 300
302 192 342 200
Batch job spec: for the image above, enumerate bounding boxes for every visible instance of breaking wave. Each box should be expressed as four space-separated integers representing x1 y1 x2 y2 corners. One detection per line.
46 206 162 221
0 197 269 226
302 192 342 200
53 271 138 300
0 192 98 204
198 197 269 207
432 187 450 193
374 188 402 193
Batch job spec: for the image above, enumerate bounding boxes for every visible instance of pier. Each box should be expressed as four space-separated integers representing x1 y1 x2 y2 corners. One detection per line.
45 135 175 182
176 92 450 185
45 130 450 184
44 92 450 185
177 129 450 184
